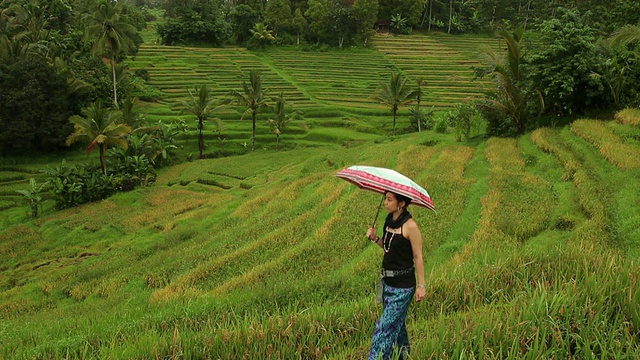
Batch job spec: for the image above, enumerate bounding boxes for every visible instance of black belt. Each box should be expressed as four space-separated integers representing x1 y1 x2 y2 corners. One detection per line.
381 267 414 278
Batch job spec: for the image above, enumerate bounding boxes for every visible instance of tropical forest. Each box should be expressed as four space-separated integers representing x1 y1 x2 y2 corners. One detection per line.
1 0 640 358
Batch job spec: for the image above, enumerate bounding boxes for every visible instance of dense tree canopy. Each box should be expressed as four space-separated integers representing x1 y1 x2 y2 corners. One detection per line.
0 56 74 153
0 0 147 152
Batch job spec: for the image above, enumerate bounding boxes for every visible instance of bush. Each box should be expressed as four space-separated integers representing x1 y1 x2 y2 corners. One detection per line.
451 102 485 141
42 161 116 209
408 106 436 132
434 112 451 133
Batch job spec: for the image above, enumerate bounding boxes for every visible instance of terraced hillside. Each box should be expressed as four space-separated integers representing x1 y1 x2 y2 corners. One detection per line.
130 45 316 120
2 110 640 358
260 48 395 111
131 33 502 135
369 34 498 108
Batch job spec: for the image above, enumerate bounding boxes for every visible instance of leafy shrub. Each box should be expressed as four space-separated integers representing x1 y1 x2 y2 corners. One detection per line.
107 153 157 190
15 178 47 218
434 112 450 133
408 106 436 132
450 102 485 141
42 161 116 209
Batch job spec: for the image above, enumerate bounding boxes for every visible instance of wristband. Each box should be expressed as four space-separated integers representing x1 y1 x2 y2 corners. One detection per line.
417 284 426 289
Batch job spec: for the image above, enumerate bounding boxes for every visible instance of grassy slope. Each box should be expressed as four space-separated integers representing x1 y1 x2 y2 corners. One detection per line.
1 113 640 358
2 27 640 358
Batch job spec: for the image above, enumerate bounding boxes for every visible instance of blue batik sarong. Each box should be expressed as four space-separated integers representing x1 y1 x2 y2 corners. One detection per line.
368 283 416 360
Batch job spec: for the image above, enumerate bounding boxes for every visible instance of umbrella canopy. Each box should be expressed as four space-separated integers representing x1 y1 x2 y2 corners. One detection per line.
335 165 435 211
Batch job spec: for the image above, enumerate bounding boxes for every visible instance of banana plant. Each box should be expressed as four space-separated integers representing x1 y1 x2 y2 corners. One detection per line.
15 178 47 218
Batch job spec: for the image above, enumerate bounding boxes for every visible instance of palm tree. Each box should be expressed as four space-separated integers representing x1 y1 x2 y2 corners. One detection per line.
267 92 301 150
607 24 640 47
84 0 136 108
179 84 223 159
375 71 417 133
477 27 543 134
414 78 427 132
250 23 275 49
230 70 270 152
66 99 132 175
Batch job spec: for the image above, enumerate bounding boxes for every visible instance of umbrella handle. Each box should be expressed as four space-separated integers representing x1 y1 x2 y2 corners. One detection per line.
371 193 385 229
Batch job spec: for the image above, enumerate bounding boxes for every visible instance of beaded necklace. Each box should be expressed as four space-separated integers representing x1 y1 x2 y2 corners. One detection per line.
382 228 396 253
382 210 412 253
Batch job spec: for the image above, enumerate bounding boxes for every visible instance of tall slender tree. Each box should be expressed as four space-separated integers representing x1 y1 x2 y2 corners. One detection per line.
179 85 223 159
267 92 301 150
414 78 427 132
66 99 132 175
477 27 542 134
230 70 270 152
84 0 137 108
375 71 417 133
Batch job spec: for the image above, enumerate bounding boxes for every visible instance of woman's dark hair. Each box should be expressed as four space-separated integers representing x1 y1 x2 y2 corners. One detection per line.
386 191 412 208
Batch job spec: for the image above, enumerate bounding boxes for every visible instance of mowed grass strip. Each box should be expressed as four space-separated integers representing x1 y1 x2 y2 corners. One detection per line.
532 127 617 246
471 138 553 244
571 119 640 170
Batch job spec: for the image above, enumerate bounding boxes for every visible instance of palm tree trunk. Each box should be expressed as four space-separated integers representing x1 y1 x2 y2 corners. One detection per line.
198 118 204 158
111 56 118 108
448 0 453 34
428 0 433 31
416 104 421 132
252 110 257 152
420 0 429 28
100 144 107 175
392 107 397 133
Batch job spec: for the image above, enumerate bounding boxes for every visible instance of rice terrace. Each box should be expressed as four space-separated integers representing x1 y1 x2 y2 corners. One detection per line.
2 1 640 359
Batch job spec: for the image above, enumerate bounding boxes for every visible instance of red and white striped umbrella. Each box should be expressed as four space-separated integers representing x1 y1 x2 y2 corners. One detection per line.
335 165 435 211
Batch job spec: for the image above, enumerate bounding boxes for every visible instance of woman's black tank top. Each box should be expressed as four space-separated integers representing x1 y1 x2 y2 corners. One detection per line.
381 224 416 288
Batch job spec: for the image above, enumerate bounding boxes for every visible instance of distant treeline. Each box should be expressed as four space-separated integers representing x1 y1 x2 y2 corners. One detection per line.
153 0 640 48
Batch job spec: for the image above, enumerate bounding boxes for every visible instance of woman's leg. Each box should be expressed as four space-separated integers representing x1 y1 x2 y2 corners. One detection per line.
395 322 410 359
368 285 415 360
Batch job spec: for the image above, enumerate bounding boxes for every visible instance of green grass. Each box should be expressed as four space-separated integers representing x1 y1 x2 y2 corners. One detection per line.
3 27 640 358
3 112 640 358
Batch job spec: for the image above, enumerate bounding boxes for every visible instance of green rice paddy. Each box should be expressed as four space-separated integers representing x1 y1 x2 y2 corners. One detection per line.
2 29 640 359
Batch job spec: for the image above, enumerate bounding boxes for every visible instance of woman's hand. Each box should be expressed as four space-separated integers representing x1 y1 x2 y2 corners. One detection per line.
366 227 377 241
415 286 426 302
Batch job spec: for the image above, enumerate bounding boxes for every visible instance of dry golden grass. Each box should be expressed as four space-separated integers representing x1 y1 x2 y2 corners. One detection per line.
571 119 640 170
473 138 553 243
155 162 193 185
615 108 640 126
484 138 525 172
229 174 322 219
121 189 209 231
162 194 235 232
61 200 121 232
396 145 441 179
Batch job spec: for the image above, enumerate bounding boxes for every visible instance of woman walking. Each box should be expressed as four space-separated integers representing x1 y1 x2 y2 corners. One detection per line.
366 191 426 360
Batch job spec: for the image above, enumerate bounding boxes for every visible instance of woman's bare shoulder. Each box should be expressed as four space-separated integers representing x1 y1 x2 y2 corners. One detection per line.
403 218 421 235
